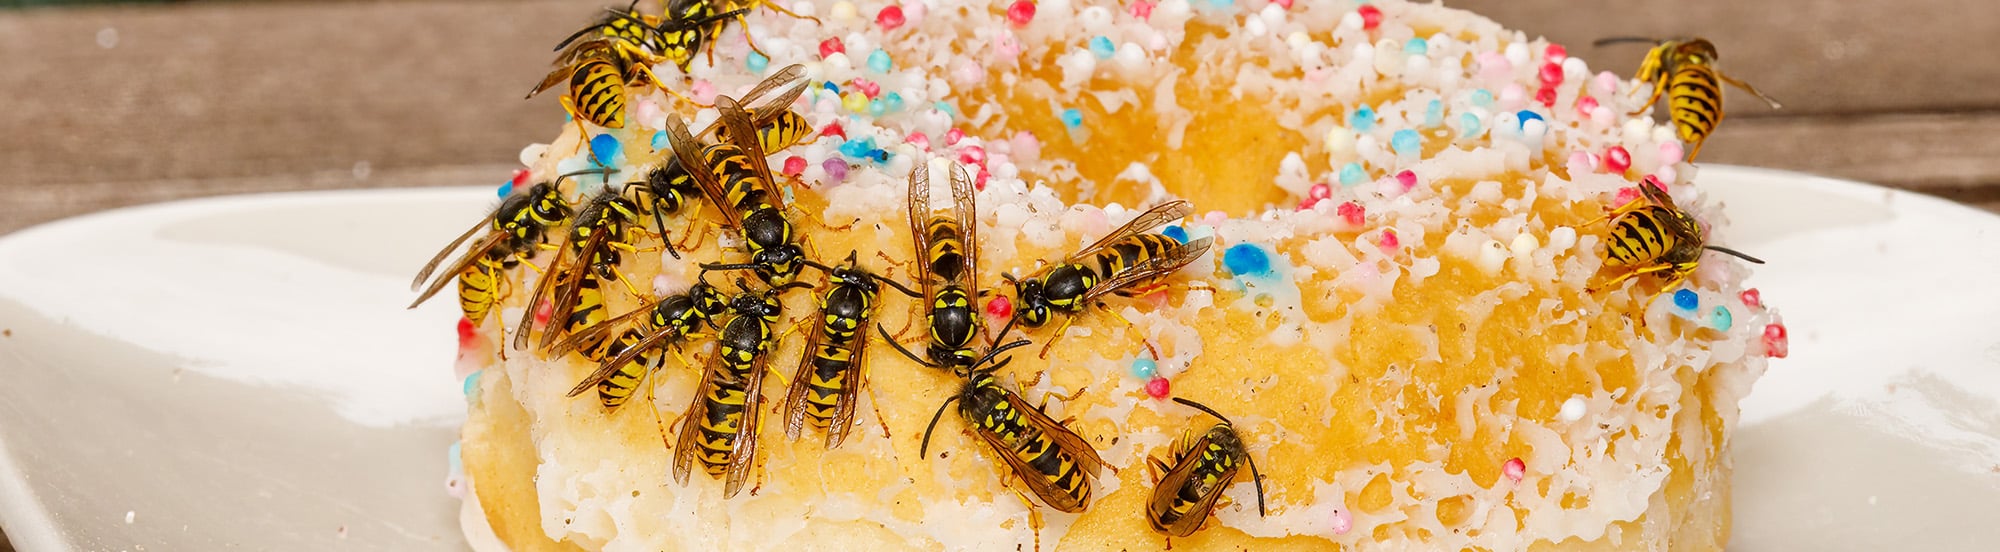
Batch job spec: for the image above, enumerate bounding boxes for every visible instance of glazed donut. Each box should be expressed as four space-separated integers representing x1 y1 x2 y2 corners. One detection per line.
426 0 1788 550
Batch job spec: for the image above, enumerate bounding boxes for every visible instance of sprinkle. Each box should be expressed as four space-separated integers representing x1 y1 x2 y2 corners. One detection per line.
1130 0 1153 19
842 92 869 113
819 37 845 58
1503 458 1526 482
868 98 887 116
496 181 513 197
1273 0 1293 8
1534 85 1557 107
462 370 482 398
1515 110 1543 130
944 128 964 145
975 167 990 190
1089 36 1116 59
1060 108 1084 128
1206 0 1233 9
1356 4 1382 30
1510 232 1539 259
1471 88 1495 108
1394 169 1418 192
1576 95 1599 116
1558 397 1586 422
883 92 905 111
1145 376 1172 398
1130 358 1158 379
1338 162 1366 186
958 145 988 166
1538 62 1564 86
1391 129 1421 157
1336 201 1365 226
510 168 530 187
1007 0 1036 26
822 159 850 183
1593 71 1621 95
1222 243 1272 276
589 134 621 167
783 156 807 176
1604 145 1631 173
1404 37 1428 56
1708 305 1734 331
1740 288 1763 308
866 49 893 73
651 131 668 151
457 316 478 348
904 132 931 151
1659 141 1685 165
876 5 906 29
1330 509 1352 535
1673 289 1699 311
1613 187 1640 206
1378 228 1400 252
1349 104 1375 131
820 121 847 139
1499 84 1525 108
840 137 874 159
985 296 1013 319
1545 43 1568 63
1424 99 1443 127
534 300 553 325
1161 225 1189 244
851 78 881 97
829 1 858 20
1459 112 1483 138
1308 183 1332 200
1763 323 1789 358
746 50 769 73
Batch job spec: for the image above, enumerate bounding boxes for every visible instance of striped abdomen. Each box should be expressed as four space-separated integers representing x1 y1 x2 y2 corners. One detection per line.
796 343 855 431
1093 234 1181 286
1151 427 1241 533
1666 65 1724 152
594 328 655 408
924 216 965 283
716 111 813 155
1604 207 1680 269
966 378 1091 511
698 143 762 211
693 317 771 476
457 253 505 326
569 58 627 129
564 279 614 361
927 286 976 366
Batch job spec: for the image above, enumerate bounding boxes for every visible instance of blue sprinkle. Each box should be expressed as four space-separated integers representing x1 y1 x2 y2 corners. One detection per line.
1130 358 1158 379
1673 289 1699 311
1350 104 1376 132
1207 0 1234 8
651 131 668 151
746 50 769 73
1161 225 1189 244
1471 88 1495 108
1090 36 1116 59
1404 37 1428 56
496 181 513 198
884 92 906 112
838 137 873 159
867 49 893 73
1424 99 1443 128
869 148 890 163
1060 108 1084 128
1222 243 1272 277
448 441 463 474
1459 112 1483 138
589 134 621 167
868 98 887 117
1516 110 1544 130
1709 305 1734 331
822 82 842 94
1338 162 1367 186
1391 129 1421 157
934 101 957 118
463 370 482 398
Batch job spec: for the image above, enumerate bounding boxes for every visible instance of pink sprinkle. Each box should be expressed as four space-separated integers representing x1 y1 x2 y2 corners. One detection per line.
820 121 847 140
1274 0 1293 8
1007 0 1036 26
1659 141 1685 165
985 296 1013 319
995 33 1021 58
1308 183 1332 200
510 168 531 187
975 167 991 190
456 316 478 348
1655 165 1677 185
1575 95 1599 116
1394 170 1417 192
851 79 881 98
1503 458 1525 482
957 145 987 166
1740 288 1763 309
954 60 986 85
905 132 931 151
1535 85 1558 108
689 80 716 104
1357 5 1382 30
1613 187 1640 206
782 156 807 176
1329 509 1352 535
1604 145 1631 173
1130 0 1154 18
534 300 553 325
1296 198 1320 211
945 127 965 145
1763 323 1790 358
1593 71 1621 95
1476 52 1512 79
1545 43 1567 63
1538 62 1564 86
1642 175 1669 194
1378 228 1400 252
1336 201 1365 226
1145 377 1171 399
876 5 906 29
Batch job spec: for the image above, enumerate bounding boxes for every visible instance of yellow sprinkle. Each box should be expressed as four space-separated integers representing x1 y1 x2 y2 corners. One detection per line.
843 92 870 112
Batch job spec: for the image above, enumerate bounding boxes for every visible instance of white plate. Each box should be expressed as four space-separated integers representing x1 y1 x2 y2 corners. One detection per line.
0 166 1995 550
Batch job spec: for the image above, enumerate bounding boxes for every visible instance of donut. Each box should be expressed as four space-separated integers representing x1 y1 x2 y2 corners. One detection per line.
420 0 1788 549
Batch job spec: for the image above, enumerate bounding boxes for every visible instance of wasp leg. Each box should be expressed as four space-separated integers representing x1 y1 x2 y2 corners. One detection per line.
1628 81 1667 117
1587 262 1678 296
1638 269 1693 315
1035 315 1078 360
559 95 596 158
1093 302 1162 360
630 60 709 109
1717 73 1783 110
612 266 649 298
862 362 893 440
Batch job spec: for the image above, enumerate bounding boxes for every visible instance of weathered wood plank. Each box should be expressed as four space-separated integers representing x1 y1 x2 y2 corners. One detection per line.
1697 112 2000 204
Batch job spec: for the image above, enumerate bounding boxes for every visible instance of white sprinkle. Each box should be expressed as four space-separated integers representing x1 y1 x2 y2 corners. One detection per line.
1509 232 1539 261
828 1 858 20
125 510 136 524
1338 11 1362 30
1547 226 1578 251
1077 6 1113 33
1324 127 1356 163
1244 16 1268 37
518 144 549 167
1476 240 1508 274
1504 42 1530 70
1115 42 1146 69
1286 31 1310 51
1559 396 1586 421
96 27 119 49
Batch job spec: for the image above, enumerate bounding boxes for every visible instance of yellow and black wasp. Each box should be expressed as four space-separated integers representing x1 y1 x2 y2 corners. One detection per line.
876 161 985 371
1003 200 1214 358
664 95 810 286
552 274 729 410
529 0 748 137
551 0 749 75
919 338 1106 549
408 173 578 327
781 251 921 449
673 279 812 498
1595 37 1781 161
1587 178 1764 312
1145 397 1267 539
514 178 659 352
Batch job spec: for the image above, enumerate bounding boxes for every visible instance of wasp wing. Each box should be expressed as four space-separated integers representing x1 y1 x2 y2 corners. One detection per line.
824 306 874 449
536 223 616 352
412 213 498 292
714 95 782 213
1079 236 1212 304
410 231 508 307
1064 200 1191 266
947 162 979 302
1147 430 1235 538
672 345 723 487
665 114 745 229
722 331 772 499
780 311 831 442
906 162 939 319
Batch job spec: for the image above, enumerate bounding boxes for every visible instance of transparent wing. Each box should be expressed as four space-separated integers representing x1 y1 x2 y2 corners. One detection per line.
1079 236 1213 304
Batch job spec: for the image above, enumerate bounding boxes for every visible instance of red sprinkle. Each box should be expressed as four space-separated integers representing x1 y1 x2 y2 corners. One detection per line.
1144 377 1171 399
1534 85 1558 108
975 167 991 190
1394 169 1418 192
510 168 531 187
1308 183 1332 200
1740 288 1763 309
876 5 906 29
1545 44 1568 63
1357 5 1382 30
1296 197 1321 211
1007 0 1036 27
1130 0 1153 19
1642 174 1669 194
534 300 553 325
456 316 478 348
851 78 881 98
957 145 988 166
1539 62 1565 86
1336 201 1365 226
1273 0 1294 8
1604 145 1631 173
1763 323 1790 358
944 127 965 145
818 37 845 58
1379 228 1400 252
1613 187 1641 206
904 132 931 151
782 155 807 176
1576 95 1600 116
1503 458 1526 482
985 296 1013 319
820 121 847 140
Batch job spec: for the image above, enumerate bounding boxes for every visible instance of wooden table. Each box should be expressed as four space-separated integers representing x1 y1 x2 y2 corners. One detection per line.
1 0 1996 549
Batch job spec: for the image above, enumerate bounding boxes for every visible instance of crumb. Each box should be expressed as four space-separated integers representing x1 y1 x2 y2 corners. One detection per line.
3 329 10 337
125 510 135 524
336 525 348 539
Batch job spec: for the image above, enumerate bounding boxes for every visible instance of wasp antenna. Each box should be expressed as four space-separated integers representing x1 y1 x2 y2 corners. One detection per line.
975 339 1034 370
1704 245 1766 264
918 396 962 459
1592 36 1660 47
870 273 924 299
875 323 935 367
1245 451 1269 518
1170 396 1235 426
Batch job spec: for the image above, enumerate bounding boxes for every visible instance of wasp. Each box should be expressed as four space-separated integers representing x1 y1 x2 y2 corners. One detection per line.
780 252 922 449
876 161 985 371
697 63 814 155
514 179 659 352
1595 37 1781 161
673 279 812 498
1146 397 1267 539
920 338 1106 549
552 274 730 410
408 173 578 327
664 95 810 286
551 0 750 75
1587 179 1764 312
1003 200 1214 357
